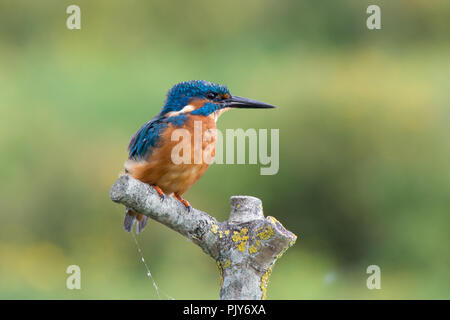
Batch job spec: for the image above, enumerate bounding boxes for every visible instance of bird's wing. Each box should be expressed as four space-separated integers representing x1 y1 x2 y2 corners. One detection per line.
128 115 168 160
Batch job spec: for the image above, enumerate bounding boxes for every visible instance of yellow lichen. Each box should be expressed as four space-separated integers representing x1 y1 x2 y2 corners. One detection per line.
216 261 224 288
289 235 298 247
231 228 249 252
260 267 272 300
223 260 231 268
257 226 274 240
275 250 286 260
249 245 258 254
269 216 278 225
236 241 246 252
210 224 219 234
224 230 230 236
219 230 223 238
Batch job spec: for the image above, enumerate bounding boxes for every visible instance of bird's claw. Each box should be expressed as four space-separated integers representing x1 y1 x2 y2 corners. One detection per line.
180 199 192 212
175 194 192 212
152 185 165 201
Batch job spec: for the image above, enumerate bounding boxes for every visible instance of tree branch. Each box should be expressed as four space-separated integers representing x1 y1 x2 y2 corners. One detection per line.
110 174 297 300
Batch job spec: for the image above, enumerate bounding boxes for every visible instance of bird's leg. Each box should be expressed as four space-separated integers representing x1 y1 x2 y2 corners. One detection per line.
152 185 165 200
174 193 192 212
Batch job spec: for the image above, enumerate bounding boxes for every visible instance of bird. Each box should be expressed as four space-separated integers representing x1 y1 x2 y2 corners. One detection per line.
123 80 275 233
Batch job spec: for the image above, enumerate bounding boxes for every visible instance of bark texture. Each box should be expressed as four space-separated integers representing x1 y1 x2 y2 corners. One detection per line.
110 174 297 299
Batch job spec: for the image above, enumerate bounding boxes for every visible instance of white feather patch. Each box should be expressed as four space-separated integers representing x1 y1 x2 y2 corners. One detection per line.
165 105 196 117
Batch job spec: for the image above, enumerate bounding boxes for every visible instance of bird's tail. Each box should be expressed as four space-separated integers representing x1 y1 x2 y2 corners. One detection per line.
124 208 148 234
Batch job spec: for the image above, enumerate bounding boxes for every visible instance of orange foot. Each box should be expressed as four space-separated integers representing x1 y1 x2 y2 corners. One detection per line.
174 194 192 212
152 185 165 200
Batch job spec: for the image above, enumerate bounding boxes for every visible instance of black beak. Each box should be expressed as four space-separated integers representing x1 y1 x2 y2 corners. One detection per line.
221 95 276 109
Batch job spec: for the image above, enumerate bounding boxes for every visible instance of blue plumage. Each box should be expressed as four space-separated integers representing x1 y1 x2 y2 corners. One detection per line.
161 80 230 115
191 102 220 116
128 114 188 160
128 116 165 160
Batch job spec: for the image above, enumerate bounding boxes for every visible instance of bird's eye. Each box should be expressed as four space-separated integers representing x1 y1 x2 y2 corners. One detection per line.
206 92 217 100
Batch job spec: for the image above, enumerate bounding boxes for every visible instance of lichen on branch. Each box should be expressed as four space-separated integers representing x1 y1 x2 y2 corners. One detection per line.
110 174 297 300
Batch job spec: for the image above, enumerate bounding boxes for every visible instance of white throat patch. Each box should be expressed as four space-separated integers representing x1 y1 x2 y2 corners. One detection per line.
210 107 230 123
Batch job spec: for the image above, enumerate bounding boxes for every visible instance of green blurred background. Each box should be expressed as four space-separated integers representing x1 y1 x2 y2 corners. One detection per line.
1 0 449 299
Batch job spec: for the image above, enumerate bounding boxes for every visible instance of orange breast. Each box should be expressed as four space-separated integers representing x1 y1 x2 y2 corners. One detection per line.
125 115 217 195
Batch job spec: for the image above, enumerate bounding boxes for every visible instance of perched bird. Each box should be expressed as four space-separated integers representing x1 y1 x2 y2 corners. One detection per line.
123 80 275 233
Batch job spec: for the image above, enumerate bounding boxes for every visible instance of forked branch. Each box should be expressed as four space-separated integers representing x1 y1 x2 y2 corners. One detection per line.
110 174 297 299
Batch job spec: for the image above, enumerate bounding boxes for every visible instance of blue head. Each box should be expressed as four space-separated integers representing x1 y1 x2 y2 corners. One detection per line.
160 80 275 118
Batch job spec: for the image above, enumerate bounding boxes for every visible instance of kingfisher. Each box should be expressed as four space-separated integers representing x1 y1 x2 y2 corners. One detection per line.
123 80 275 233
